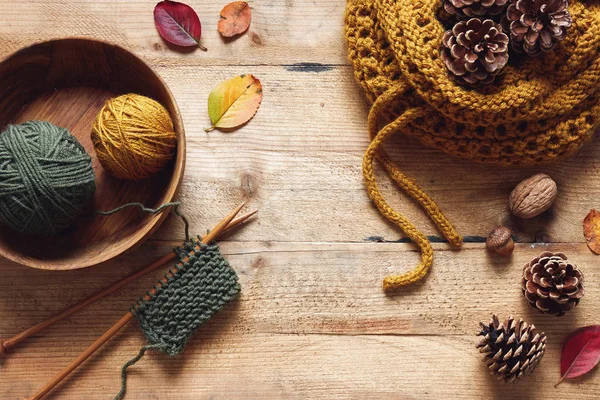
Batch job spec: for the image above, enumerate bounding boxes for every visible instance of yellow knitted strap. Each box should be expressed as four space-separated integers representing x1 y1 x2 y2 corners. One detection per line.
363 86 462 292
368 86 463 245
377 158 463 247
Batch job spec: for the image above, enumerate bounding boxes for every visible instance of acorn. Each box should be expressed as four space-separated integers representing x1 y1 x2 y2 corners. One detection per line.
486 227 514 255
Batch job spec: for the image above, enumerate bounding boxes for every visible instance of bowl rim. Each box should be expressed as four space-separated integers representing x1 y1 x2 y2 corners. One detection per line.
0 37 186 270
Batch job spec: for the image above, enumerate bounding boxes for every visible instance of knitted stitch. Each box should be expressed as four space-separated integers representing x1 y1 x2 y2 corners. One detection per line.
345 0 600 292
115 239 240 399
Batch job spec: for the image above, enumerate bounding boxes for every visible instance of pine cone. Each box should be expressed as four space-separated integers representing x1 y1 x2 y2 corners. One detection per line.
441 18 509 85
476 315 547 383
444 0 509 19
507 0 572 56
522 252 584 316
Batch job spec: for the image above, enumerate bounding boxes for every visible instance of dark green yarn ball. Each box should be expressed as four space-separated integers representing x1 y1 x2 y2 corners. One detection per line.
0 121 96 235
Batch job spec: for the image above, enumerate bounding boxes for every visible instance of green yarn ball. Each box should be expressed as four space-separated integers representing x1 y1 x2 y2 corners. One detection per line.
0 121 96 236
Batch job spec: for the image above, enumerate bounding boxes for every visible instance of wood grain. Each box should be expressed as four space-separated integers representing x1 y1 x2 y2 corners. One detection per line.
0 0 599 399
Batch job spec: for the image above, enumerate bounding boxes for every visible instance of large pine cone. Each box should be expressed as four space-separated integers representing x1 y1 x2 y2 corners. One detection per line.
441 18 509 85
522 252 584 316
477 315 547 383
507 0 572 56
444 0 509 19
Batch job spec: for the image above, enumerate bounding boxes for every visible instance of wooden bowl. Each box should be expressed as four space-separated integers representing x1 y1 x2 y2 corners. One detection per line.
0 38 185 270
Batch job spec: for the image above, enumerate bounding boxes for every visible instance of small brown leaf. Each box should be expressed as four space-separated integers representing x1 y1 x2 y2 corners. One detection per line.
583 209 600 254
218 1 251 37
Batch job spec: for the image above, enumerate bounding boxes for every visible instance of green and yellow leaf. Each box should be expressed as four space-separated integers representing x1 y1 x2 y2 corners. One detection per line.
205 74 262 132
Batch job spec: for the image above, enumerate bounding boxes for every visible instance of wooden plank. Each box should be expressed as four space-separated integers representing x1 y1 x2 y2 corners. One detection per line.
0 0 348 66
2 241 598 337
7 333 597 399
1 241 598 398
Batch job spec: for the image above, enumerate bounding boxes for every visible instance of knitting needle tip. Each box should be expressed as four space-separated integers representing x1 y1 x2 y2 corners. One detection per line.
220 209 256 234
202 202 247 244
234 201 246 214
234 209 258 224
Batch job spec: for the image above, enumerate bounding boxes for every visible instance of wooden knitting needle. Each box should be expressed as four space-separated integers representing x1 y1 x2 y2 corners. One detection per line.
0 204 255 358
28 202 249 400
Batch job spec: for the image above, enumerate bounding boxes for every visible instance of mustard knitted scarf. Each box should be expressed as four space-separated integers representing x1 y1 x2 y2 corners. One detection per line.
345 0 600 292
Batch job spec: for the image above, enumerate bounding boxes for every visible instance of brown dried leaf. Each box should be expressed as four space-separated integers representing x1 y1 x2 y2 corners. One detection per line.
583 209 600 254
218 1 251 37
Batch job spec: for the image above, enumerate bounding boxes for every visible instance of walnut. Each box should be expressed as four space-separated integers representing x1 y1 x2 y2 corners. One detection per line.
509 174 557 219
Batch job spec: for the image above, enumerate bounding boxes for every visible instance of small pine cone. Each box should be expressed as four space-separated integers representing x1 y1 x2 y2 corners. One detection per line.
444 0 509 19
522 252 584 316
507 0 572 56
476 315 547 383
441 18 509 85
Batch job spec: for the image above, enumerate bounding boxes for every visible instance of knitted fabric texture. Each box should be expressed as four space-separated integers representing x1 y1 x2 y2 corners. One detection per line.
115 239 240 399
92 93 177 181
133 240 240 354
0 121 95 235
345 0 600 292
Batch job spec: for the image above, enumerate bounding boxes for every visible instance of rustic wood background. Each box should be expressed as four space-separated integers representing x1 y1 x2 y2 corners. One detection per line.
1 1 599 399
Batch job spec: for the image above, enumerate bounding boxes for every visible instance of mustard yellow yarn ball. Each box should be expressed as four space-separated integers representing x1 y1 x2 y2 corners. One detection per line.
92 94 177 180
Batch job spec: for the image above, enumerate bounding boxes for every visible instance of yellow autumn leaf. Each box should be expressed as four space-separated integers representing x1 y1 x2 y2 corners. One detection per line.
584 209 600 254
205 74 262 132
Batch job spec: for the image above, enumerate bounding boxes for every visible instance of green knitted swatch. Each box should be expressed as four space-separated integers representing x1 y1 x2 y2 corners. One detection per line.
115 239 241 399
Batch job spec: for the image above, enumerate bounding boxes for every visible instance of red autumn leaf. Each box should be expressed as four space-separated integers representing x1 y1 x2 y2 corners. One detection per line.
154 0 207 51
556 325 600 386
218 1 251 38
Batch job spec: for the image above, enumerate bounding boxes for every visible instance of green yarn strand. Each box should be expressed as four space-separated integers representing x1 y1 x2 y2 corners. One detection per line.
114 344 162 400
95 201 190 240
0 121 95 235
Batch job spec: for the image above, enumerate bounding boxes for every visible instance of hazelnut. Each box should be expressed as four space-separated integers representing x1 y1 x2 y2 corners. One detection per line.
486 226 514 255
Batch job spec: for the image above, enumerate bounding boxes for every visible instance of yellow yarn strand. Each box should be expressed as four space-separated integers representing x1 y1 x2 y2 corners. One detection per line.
92 94 177 180
363 84 462 292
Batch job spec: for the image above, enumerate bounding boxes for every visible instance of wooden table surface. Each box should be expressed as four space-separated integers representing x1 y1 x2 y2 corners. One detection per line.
1 1 599 399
